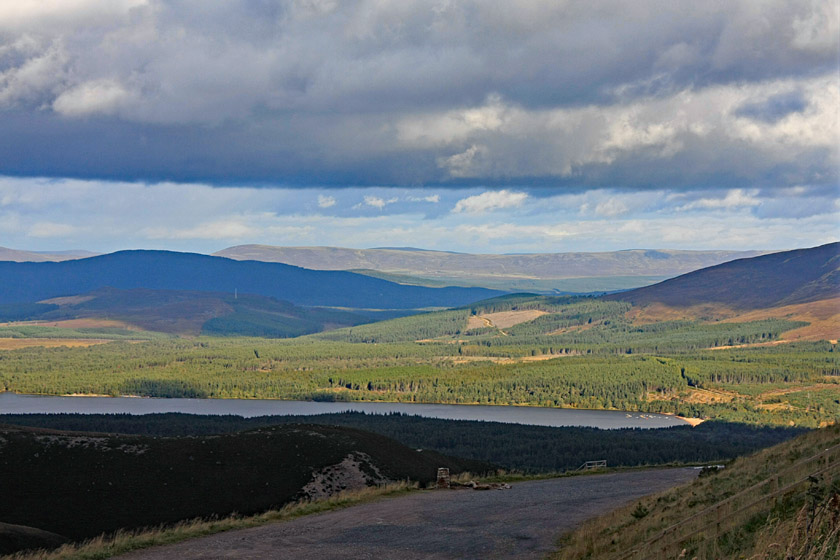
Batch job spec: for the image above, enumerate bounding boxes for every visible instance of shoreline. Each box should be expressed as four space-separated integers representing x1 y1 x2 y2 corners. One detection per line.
675 415 705 427
0 392 689 428
9 391 693 421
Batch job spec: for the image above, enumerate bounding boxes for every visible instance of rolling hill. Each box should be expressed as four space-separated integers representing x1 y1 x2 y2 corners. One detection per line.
604 242 840 309
213 245 768 293
0 250 503 309
0 287 374 337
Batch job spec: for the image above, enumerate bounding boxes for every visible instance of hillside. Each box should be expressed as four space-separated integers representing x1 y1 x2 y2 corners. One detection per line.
214 245 767 293
552 424 840 560
0 423 489 548
605 242 840 310
0 287 373 337
0 250 503 309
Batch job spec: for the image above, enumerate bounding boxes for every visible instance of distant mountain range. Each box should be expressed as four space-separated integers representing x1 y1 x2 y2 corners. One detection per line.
0 247 98 263
0 250 502 310
1 244 835 338
213 245 770 293
1 244 773 294
605 242 839 309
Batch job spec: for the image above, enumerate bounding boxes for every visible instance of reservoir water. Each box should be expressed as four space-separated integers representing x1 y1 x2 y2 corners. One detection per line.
0 392 687 429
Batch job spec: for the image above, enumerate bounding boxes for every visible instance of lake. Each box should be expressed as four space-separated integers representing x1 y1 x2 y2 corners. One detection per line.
0 392 688 429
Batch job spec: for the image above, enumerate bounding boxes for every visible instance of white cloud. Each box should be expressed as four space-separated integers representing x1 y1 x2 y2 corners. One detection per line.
676 189 762 211
364 196 385 209
317 194 336 208
408 194 440 203
438 145 486 178
453 190 528 214
52 79 136 117
362 195 398 209
594 198 629 217
396 95 506 148
408 74 838 184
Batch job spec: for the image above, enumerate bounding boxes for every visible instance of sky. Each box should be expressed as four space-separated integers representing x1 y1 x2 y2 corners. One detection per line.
0 0 838 254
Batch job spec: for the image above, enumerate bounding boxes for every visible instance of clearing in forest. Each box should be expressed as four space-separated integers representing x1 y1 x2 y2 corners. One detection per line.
467 309 548 331
0 338 111 350
0 318 138 330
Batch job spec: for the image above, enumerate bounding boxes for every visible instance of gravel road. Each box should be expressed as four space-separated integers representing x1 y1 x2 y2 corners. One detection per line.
120 468 697 560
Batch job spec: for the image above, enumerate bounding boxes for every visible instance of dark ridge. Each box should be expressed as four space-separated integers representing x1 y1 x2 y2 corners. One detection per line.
0 250 503 309
604 242 840 309
0 422 490 542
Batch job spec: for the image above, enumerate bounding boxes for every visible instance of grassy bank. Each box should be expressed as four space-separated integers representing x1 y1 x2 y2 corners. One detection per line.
551 425 840 560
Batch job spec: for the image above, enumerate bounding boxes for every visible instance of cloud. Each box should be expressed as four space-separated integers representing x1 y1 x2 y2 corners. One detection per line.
52 80 137 117
0 177 836 254
676 189 761 211
0 1 835 190
408 194 440 203
362 195 398 209
317 194 336 208
437 145 488 178
594 198 629 217
453 190 528 214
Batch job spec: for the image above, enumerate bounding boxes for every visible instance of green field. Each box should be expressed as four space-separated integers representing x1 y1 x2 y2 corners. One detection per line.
1 295 836 427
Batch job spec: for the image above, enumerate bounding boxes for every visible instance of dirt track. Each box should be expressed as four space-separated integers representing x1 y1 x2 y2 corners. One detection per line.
121 468 697 560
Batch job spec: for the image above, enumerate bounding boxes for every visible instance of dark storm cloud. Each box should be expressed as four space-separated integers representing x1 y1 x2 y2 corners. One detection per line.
0 0 837 190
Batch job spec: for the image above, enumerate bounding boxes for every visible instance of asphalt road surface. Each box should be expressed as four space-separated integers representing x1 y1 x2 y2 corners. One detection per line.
121 468 697 560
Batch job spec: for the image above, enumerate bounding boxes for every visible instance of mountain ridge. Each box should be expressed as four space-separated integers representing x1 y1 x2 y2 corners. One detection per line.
604 242 840 309
0 250 503 309
0 246 98 263
213 245 771 293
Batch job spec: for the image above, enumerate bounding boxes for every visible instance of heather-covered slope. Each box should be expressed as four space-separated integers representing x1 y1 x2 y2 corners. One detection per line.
605 242 840 309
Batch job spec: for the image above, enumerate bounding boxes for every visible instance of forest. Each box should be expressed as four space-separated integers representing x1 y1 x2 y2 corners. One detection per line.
0 295 836 427
0 412 806 473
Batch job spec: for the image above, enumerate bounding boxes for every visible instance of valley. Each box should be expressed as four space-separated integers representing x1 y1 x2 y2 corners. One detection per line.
0 243 837 558
214 245 769 294
3 5 837 558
